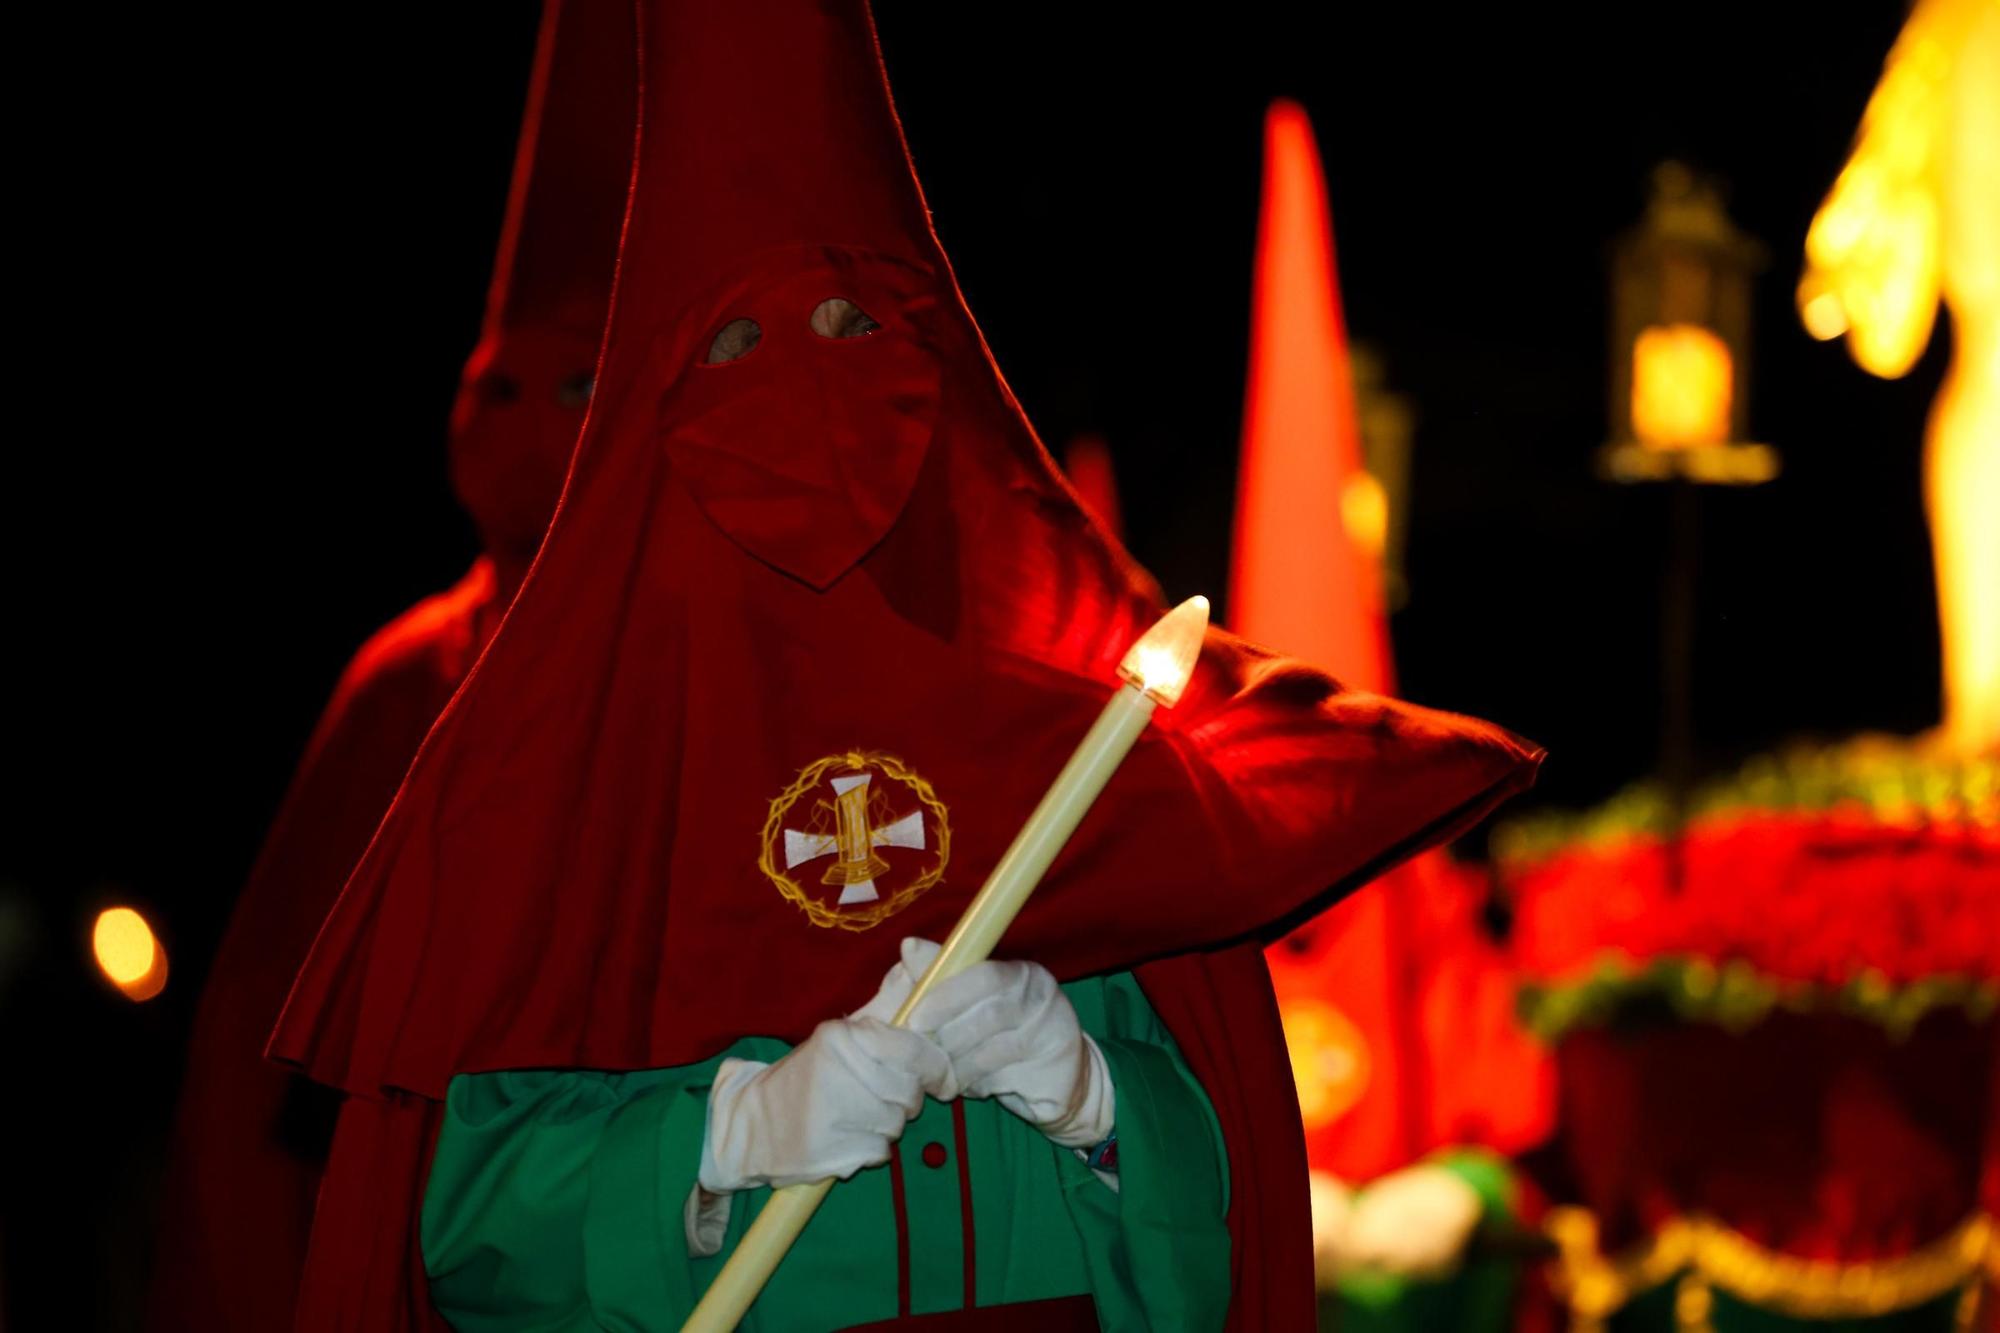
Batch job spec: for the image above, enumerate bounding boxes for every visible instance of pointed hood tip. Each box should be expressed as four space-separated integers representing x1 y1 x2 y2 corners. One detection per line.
1231 95 1387 691
1266 96 1309 124
449 0 637 566
479 0 638 335
615 0 944 324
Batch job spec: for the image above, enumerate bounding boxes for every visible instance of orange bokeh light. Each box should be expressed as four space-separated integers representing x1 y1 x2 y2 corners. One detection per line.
93 906 168 1001
1338 471 1389 563
1281 997 1372 1130
1631 323 1734 449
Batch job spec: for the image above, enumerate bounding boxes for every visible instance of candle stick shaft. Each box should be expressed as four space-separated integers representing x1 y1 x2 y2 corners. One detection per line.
894 684 1156 1018
681 683 1159 1332
682 1176 832 1331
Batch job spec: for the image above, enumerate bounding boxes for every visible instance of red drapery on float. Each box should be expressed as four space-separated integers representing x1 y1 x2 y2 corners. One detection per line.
1509 759 1998 1321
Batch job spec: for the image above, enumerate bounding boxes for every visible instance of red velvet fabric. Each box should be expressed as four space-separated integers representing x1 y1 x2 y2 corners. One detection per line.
1557 1013 1995 1261
293 1094 447 1333
272 3 1541 1329
1512 814 2000 991
145 2 633 1328
667 250 945 589
1518 808 1999 1263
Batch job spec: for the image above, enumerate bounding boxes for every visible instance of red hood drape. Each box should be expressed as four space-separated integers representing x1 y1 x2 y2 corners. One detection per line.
273 5 1540 1328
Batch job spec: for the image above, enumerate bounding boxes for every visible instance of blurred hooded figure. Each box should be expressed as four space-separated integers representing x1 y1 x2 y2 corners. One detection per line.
145 4 634 1327
1230 100 1552 1329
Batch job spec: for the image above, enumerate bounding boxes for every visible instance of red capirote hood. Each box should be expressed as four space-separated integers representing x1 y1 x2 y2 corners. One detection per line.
447 0 634 574
271 0 1541 1101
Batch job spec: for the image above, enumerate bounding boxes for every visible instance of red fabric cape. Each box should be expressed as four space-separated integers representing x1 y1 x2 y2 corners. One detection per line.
272 3 1542 1328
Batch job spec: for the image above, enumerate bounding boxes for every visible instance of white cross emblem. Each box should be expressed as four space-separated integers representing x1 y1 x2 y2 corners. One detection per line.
783 772 927 905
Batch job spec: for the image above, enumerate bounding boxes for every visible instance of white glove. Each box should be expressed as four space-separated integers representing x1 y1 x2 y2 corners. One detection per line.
687 951 957 1254
893 937 1114 1151
696 966 956 1196
1338 1163 1483 1280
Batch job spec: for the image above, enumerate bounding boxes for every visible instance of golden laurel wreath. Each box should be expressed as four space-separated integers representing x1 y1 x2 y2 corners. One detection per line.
758 750 953 931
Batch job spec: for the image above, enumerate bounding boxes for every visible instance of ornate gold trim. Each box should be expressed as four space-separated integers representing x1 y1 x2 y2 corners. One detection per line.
759 751 952 932
1545 1209 1995 1330
1545 1207 1696 1325
1693 1212 1991 1320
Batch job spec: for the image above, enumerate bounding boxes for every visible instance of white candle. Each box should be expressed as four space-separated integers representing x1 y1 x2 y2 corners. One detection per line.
681 596 1211 1332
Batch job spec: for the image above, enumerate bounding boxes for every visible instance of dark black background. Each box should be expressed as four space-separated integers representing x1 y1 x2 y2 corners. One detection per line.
3 3 1944 1326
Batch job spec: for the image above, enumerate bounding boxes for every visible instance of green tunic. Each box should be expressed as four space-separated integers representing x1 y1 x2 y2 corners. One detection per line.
421 971 1230 1332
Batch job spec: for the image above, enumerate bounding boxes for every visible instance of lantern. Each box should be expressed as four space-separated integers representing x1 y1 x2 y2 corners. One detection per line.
1601 162 1777 485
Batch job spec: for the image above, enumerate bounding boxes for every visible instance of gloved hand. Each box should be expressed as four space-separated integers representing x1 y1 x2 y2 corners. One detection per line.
892 937 1114 1150
697 969 956 1197
1338 1162 1483 1280
687 957 957 1254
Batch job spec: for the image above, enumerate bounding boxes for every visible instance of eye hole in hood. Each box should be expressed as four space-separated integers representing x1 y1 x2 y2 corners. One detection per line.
704 317 763 365
810 297 880 339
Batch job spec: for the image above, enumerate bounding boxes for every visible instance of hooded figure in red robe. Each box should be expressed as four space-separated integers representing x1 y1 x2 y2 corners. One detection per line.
144 4 633 1328
270 3 1541 1328
1231 102 1552 1288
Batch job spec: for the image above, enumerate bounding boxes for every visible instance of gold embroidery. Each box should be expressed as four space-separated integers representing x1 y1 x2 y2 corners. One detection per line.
1545 1207 1695 1330
1693 1212 1992 1322
1545 1208 1995 1330
759 751 952 931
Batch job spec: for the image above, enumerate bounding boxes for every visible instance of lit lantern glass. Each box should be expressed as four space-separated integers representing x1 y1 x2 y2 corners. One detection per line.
1602 163 1778 484
1632 324 1734 449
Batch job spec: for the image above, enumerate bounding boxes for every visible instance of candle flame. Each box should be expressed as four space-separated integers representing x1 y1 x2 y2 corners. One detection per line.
1118 596 1210 706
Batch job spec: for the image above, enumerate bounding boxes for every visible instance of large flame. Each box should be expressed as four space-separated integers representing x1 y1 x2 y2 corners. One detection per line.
1802 0 2000 754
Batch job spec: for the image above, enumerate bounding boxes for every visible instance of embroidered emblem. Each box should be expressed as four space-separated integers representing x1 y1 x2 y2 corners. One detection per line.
760 751 952 931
